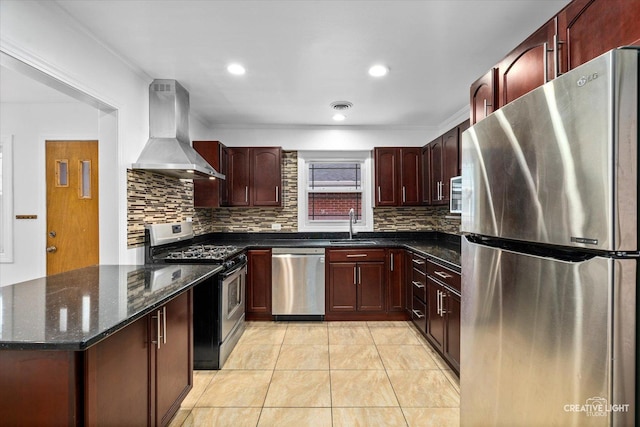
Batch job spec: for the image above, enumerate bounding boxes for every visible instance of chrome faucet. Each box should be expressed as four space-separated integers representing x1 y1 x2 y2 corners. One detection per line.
348 208 356 239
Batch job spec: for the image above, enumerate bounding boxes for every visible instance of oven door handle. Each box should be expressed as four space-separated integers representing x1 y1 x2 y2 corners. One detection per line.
221 262 248 279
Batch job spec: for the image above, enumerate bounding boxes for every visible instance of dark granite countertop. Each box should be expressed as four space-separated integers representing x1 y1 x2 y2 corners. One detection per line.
0 264 222 351
196 231 461 271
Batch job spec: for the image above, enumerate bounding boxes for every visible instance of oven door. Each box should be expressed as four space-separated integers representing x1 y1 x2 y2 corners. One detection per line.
220 263 246 341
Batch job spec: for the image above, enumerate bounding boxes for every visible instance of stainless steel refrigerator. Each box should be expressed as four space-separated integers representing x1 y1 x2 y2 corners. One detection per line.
460 47 638 426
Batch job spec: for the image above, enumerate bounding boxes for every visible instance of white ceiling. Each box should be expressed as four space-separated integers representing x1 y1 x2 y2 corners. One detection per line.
13 1 572 128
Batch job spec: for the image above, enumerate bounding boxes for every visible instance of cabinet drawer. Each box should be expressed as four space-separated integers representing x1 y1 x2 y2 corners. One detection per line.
328 249 386 262
427 261 461 292
411 296 427 334
410 253 427 274
411 269 426 302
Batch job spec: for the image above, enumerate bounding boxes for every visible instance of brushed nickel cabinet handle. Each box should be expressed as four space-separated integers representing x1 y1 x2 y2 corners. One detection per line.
162 306 167 344
412 309 425 319
434 271 453 280
483 98 493 118
275 186 279 203
346 254 367 258
412 281 425 289
390 253 394 272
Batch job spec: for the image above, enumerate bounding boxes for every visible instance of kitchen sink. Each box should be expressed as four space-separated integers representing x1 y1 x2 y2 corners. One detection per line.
329 240 377 246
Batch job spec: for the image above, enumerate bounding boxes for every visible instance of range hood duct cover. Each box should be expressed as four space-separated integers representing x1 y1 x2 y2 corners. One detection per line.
132 79 224 180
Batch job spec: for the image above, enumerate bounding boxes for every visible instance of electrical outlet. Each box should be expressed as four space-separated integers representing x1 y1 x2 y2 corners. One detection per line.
271 223 282 231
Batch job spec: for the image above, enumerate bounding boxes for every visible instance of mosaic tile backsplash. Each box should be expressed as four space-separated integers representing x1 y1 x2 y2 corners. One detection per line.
127 151 461 247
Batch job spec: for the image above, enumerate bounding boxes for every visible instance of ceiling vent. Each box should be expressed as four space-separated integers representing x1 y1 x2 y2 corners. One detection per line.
330 101 353 111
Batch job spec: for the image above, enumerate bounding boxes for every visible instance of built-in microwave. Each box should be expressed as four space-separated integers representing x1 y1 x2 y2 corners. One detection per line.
450 176 462 213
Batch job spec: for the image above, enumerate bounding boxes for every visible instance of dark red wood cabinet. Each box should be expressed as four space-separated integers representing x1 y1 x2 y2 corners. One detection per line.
386 249 405 312
246 249 272 320
425 260 461 373
497 19 556 108
470 68 497 125
471 0 640 122
226 147 282 207
425 121 465 206
559 0 640 73
327 249 385 314
193 140 225 208
374 147 422 207
1 290 193 426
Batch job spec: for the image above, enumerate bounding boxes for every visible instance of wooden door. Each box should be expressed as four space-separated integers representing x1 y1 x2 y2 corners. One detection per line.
399 148 421 206
155 291 192 426
559 0 640 73
227 147 251 206
252 147 282 206
193 141 223 208
429 137 444 205
445 290 461 373
374 148 399 206
46 140 99 275
328 262 358 312
470 68 497 124
246 250 272 319
426 277 444 352
357 262 385 312
498 20 555 108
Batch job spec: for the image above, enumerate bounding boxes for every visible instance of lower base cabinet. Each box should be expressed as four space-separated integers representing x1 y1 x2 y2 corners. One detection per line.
246 249 272 320
0 290 193 426
406 252 461 375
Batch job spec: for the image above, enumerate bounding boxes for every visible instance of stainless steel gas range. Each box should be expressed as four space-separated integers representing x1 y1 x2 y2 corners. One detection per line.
145 222 247 369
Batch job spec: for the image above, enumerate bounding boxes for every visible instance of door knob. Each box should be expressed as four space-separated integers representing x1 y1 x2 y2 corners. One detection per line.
46 246 57 253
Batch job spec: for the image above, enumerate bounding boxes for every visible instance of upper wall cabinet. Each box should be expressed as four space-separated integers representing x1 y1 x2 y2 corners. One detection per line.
374 147 422 207
423 120 468 206
226 147 282 207
193 140 225 208
470 0 640 124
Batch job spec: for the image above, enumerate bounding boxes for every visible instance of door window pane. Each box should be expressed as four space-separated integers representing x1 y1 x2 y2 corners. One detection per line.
56 160 69 187
79 160 91 198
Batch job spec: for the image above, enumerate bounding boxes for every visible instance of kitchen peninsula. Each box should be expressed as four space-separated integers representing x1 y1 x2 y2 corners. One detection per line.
0 264 221 426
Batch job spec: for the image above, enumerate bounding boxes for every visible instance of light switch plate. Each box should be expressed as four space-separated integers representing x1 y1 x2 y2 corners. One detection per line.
271 223 282 230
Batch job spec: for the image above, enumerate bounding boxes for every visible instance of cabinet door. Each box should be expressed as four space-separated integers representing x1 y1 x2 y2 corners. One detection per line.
429 137 444 205
559 0 640 73
441 126 460 203
387 250 404 312
470 68 497 125
399 148 422 205
155 290 192 427
219 145 229 206
329 262 358 312
374 147 399 206
457 120 470 175
193 141 223 208
444 291 461 373
421 145 431 205
252 147 282 206
426 277 445 352
247 250 272 317
227 147 251 206
85 315 150 426
357 262 385 312
498 20 555 108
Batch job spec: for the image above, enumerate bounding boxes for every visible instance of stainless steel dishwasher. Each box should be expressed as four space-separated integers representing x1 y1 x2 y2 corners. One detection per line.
272 247 325 320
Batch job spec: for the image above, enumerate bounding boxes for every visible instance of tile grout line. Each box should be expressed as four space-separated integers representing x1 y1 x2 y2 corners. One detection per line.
255 321 289 427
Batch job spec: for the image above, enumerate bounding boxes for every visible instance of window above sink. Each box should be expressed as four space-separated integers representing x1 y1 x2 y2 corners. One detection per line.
297 151 373 233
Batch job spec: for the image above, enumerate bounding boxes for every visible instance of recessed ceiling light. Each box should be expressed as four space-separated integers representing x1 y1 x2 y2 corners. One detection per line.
368 64 389 77
227 63 246 75
332 114 346 121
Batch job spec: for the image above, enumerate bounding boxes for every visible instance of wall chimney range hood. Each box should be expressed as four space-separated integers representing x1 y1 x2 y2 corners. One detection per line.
132 79 225 180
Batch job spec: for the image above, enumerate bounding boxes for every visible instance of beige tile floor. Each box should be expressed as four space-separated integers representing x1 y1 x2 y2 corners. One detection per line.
169 321 460 427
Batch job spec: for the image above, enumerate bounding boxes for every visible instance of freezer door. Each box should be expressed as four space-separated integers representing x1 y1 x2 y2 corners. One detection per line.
461 238 636 426
461 48 638 252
